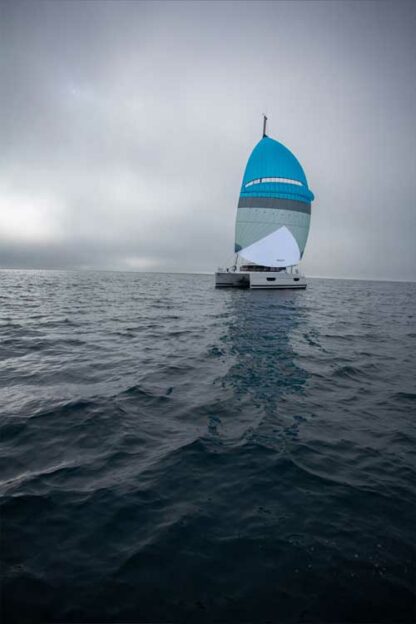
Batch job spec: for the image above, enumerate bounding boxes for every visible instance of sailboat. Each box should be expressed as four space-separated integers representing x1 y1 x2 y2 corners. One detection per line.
215 116 314 289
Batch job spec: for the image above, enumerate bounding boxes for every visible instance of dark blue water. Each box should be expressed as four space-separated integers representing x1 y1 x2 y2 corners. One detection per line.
1 270 415 623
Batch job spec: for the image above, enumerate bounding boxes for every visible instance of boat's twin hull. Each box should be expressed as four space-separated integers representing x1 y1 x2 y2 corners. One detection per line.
215 271 306 289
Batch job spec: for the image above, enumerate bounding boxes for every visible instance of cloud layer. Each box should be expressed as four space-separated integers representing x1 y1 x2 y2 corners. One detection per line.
1 0 415 279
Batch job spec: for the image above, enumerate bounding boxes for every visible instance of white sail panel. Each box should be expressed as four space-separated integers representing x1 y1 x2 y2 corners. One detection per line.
239 226 300 268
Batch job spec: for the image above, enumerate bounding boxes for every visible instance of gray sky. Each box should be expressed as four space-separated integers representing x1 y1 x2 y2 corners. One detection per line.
1 0 415 280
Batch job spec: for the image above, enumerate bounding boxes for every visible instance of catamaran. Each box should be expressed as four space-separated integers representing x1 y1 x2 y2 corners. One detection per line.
215 116 314 289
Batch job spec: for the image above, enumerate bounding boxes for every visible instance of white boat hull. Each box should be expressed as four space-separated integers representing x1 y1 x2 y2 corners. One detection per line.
215 270 306 289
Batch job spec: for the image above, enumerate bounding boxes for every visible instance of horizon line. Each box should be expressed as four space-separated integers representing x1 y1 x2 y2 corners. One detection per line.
0 266 415 284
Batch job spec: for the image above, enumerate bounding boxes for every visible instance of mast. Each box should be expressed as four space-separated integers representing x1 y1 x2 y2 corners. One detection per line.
262 114 268 138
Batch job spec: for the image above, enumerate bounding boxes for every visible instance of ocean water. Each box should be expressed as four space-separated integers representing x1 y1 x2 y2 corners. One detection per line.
0 270 415 623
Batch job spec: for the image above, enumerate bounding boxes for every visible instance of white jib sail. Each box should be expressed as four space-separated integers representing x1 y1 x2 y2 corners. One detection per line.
239 225 301 268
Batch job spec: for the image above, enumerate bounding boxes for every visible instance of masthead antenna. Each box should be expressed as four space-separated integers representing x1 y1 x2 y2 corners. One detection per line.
262 114 268 138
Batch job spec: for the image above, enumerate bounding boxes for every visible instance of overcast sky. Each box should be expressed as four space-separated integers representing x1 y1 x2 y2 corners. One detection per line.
1 0 415 280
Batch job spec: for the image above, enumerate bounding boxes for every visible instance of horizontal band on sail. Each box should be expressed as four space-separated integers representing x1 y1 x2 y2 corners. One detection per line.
245 177 303 188
238 197 311 214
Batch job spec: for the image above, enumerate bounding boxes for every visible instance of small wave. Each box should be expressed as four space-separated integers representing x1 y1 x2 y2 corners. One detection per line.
392 391 416 401
332 364 364 379
117 384 171 402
